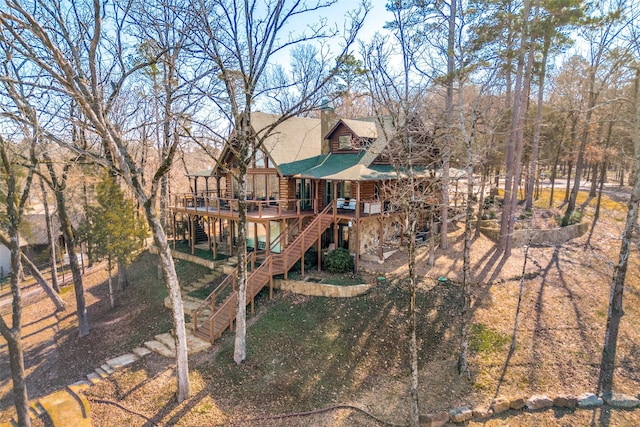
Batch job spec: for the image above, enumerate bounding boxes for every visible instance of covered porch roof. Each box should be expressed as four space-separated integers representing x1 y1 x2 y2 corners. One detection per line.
287 152 433 182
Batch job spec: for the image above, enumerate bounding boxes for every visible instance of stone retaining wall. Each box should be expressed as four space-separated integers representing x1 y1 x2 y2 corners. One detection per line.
479 220 589 247
420 391 639 426
149 246 222 270
273 278 370 298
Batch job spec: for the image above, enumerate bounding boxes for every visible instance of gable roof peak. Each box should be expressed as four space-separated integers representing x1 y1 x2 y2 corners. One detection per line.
325 117 378 140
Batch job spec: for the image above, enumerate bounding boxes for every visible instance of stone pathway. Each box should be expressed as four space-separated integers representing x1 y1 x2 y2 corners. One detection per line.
2 271 224 426
2 317 213 426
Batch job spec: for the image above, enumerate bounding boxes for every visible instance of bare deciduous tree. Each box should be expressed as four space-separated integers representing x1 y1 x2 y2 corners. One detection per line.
0 0 193 401
598 4 640 396
563 2 627 225
363 3 439 421
188 0 367 365
0 97 38 427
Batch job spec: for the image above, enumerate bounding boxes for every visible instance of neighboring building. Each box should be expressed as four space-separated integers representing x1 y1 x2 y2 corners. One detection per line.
0 244 10 279
169 107 441 342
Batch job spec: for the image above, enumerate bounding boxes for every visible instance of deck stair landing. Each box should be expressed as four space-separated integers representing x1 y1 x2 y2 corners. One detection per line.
193 205 334 343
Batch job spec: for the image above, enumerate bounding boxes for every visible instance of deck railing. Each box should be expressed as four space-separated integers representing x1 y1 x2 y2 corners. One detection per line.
171 193 315 217
171 192 394 218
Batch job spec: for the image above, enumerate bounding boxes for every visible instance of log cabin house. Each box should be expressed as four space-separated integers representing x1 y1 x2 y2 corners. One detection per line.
169 107 441 342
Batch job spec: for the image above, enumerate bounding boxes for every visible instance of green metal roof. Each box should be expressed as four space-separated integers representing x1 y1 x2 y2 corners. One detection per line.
294 153 365 179
278 154 325 176
279 152 434 181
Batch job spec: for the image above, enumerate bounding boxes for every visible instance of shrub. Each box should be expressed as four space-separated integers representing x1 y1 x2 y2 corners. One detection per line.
519 209 533 220
290 248 318 272
325 248 354 273
559 209 583 226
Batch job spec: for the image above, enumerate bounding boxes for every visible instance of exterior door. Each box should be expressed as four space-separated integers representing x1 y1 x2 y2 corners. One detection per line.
324 180 333 207
296 178 313 210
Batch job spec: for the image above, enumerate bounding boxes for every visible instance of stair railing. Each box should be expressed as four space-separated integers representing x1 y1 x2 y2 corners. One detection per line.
204 254 274 342
209 290 238 341
194 203 335 342
193 272 235 333
268 217 303 253
269 202 333 254
278 203 334 272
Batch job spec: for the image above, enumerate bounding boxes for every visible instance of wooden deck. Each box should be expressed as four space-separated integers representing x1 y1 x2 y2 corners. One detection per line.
170 204 316 220
170 196 385 222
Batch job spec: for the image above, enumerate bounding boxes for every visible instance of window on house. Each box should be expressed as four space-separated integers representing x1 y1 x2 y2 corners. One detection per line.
343 181 352 198
254 174 266 199
338 135 351 150
268 175 279 199
254 149 267 168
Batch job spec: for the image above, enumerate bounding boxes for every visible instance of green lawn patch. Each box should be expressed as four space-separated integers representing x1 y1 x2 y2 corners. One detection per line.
196 281 463 414
173 241 229 261
320 273 364 286
469 323 510 355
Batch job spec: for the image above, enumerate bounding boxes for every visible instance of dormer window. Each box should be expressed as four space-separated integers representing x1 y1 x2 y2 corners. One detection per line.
338 135 351 150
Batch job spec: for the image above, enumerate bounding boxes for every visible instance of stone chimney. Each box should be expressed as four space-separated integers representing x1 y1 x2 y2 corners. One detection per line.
320 100 337 155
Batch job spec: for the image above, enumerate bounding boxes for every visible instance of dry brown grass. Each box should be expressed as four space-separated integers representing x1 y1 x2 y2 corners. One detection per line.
2 189 639 426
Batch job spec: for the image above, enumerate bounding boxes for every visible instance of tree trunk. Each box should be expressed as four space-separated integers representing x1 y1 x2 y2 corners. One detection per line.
107 259 115 309
82 178 93 268
440 0 457 252
458 137 474 378
525 33 549 211
45 157 89 337
160 174 169 231
564 50 601 224
234 115 250 366
56 189 90 337
585 161 607 248
499 0 532 255
504 0 536 255
3 330 30 427
0 275 29 427
549 144 561 208
589 162 598 197
40 178 60 292
408 213 419 427
117 259 129 291
145 204 191 401
564 160 573 203
20 253 66 312
598 68 640 394
0 171 31 426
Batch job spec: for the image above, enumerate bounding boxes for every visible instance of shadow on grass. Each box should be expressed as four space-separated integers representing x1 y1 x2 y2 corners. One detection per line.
0 251 180 412
186 281 462 421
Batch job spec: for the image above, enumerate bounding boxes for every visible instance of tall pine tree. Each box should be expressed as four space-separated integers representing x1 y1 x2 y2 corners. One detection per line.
79 173 147 308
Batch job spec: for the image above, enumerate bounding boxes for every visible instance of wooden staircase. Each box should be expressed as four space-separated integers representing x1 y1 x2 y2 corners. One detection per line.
193 204 335 343
193 218 208 243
